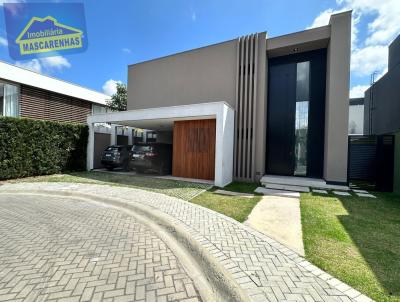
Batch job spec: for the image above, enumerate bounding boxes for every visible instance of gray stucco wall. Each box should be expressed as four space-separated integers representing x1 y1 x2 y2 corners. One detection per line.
127 40 237 110
364 63 400 135
323 11 352 184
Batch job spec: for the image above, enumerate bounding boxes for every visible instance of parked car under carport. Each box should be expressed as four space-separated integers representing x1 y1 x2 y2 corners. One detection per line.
130 143 172 175
101 145 131 170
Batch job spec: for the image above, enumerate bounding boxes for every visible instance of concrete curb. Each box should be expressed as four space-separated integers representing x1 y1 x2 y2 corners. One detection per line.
0 189 250 302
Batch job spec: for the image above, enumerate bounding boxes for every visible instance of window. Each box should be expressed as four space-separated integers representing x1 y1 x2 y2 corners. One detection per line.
0 82 19 117
92 104 109 114
146 131 157 142
294 61 310 176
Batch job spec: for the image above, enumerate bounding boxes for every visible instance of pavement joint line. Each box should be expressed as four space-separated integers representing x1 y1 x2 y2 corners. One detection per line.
0 183 376 302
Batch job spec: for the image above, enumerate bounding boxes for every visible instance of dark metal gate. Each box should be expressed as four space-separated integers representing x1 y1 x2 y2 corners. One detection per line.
348 135 394 191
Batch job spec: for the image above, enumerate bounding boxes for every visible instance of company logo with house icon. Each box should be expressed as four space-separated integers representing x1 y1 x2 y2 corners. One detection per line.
15 16 84 56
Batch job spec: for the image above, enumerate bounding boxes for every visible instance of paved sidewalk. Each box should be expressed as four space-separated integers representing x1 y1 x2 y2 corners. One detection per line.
0 194 201 302
245 195 305 256
0 183 373 302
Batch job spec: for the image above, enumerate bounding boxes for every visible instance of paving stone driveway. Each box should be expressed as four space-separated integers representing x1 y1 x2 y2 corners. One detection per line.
0 183 373 302
0 194 201 302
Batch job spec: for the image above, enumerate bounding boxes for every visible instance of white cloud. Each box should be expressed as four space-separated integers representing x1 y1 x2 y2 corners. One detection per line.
307 8 341 28
307 8 359 48
15 56 71 74
15 59 42 73
349 84 369 98
102 79 122 96
351 45 388 76
40 56 71 71
340 0 400 46
308 0 399 87
0 36 7 47
121 48 132 54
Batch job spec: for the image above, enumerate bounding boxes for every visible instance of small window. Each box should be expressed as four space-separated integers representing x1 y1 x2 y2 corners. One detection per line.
92 104 109 114
0 81 19 117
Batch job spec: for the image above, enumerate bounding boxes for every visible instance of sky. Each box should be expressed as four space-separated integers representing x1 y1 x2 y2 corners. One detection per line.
0 0 399 98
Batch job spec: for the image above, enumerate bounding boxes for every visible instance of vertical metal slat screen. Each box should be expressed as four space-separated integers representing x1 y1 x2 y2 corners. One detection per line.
234 34 259 181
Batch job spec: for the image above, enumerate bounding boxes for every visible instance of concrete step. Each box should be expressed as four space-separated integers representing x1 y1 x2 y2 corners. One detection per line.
263 183 310 193
254 187 300 198
260 175 349 191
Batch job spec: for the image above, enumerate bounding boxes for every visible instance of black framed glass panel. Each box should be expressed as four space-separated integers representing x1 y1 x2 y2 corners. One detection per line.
294 61 310 176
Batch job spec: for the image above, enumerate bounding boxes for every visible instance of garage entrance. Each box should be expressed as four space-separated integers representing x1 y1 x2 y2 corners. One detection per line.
173 119 216 180
87 102 234 187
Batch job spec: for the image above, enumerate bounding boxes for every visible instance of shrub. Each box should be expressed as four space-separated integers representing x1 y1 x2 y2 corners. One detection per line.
0 117 88 180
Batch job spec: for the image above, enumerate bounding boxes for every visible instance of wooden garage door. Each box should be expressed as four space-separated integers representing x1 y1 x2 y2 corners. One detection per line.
173 119 216 180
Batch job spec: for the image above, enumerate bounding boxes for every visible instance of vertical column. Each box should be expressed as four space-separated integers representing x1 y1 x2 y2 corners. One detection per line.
324 11 351 184
143 129 147 143
86 123 95 171
110 124 117 145
127 127 133 145
215 104 234 187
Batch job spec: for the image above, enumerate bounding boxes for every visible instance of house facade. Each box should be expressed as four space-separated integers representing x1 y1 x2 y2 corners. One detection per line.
0 60 109 123
87 11 352 187
363 34 400 193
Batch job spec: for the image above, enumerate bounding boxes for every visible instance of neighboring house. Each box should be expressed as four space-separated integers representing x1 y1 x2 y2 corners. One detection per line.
348 98 364 135
0 60 109 123
363 34 400 193
87 11 352 187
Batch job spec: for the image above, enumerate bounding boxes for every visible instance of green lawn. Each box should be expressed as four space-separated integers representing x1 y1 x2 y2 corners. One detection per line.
7 171 211 201
301 191 400 302
223 181 260 194
190 186 261 222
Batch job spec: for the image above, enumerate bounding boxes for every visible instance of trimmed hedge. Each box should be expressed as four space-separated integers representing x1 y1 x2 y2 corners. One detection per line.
0 117 88 180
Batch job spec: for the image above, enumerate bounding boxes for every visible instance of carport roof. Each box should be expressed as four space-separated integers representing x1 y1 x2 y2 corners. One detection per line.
87 101 233 131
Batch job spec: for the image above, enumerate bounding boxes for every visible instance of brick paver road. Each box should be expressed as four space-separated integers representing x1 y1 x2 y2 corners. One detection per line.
0 194 201 302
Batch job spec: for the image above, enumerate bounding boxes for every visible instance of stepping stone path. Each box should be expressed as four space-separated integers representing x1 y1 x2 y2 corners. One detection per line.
312 189 328 194
355 192 376 198
333 191 352 196
214 189 254 198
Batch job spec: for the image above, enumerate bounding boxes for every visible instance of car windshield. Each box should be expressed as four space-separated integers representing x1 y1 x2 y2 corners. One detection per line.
105 146 121 151
132 145 152 152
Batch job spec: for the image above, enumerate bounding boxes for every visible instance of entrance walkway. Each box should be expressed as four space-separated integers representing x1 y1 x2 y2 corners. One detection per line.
245 194 305 256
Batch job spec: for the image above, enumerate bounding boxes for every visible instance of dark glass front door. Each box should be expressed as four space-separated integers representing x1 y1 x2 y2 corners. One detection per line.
266 63 297 175
266 49 326 178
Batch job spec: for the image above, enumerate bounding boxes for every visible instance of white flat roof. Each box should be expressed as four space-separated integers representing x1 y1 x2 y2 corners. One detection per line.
0 60 109 105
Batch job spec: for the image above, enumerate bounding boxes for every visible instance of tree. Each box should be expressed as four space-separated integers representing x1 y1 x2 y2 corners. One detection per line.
106 83 127 111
